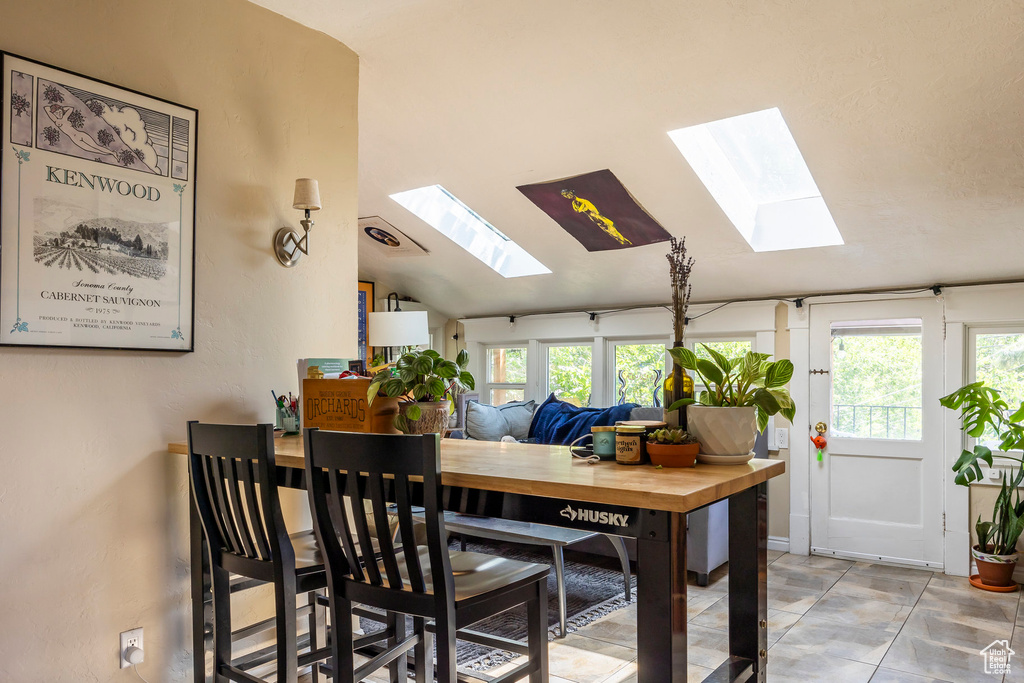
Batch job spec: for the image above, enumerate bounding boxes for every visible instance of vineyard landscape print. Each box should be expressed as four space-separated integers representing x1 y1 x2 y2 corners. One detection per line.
33 200 168 281
1 53 196 350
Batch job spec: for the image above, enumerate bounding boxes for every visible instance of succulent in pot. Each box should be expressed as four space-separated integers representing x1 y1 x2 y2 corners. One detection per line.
367 348 475 434
666 345 796 458
940 381 1024 588
646 428 700 468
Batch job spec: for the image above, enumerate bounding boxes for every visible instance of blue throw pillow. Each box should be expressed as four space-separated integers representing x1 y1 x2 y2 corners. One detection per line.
465 400 537 441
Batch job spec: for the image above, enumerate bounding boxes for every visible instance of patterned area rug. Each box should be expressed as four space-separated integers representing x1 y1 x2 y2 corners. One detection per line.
359 538 637 672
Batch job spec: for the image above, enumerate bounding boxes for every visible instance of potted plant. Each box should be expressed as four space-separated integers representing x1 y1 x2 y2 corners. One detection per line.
940 381 1024 588
646 428 700 468
666 345 796 461
367 348 475 434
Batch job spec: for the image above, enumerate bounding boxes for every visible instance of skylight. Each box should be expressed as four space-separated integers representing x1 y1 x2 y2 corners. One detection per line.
668 107 843 252
389 185 551 278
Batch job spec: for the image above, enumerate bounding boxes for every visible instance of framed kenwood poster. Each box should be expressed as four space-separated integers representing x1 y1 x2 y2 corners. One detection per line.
1 53 196 351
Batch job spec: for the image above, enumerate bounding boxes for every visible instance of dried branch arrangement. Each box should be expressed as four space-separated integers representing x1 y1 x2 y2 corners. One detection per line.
667 237 694 344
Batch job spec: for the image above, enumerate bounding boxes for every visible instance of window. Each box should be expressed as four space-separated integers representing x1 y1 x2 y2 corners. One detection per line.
668 107 843 252
831 320 922 440
485 346 527 405
613 342 668 406
693 339 753 362
389 185 551 278
972 330 1024 448
546 344 592 407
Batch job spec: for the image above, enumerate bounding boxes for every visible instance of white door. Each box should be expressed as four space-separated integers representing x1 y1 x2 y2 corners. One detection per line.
808 299 944 568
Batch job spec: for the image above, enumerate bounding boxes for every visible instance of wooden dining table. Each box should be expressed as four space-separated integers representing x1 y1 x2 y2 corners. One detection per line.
170 435 784 683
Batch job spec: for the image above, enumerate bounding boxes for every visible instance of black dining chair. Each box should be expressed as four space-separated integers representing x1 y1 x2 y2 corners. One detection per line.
304 428 550 683
187 421 331 683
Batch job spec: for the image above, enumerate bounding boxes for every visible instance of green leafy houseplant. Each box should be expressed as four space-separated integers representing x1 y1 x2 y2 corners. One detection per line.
666 345 797 432
940 381 1024 559
367 348 475 433
976 470 1024 557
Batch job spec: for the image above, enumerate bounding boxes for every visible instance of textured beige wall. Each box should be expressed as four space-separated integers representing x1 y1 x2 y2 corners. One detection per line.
0 0 358 679
768 302 792 541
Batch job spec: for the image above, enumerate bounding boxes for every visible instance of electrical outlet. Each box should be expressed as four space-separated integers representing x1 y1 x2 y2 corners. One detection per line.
775 427 789 450
120 627 143 669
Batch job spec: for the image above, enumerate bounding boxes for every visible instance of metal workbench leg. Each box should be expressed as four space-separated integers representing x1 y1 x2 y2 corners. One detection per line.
606 534 632 602
553 544 567 638
636 511 686 683
719 482 769 683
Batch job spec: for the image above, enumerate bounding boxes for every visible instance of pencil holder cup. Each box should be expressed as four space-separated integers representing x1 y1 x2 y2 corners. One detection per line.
276 405 300 433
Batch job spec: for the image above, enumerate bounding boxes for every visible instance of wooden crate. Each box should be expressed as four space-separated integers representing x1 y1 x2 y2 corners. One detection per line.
302 378 400 433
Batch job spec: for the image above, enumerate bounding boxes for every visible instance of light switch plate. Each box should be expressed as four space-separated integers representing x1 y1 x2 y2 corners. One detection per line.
775 427 789 450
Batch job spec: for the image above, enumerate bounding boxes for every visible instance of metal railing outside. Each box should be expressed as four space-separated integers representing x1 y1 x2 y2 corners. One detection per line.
833 404 922 439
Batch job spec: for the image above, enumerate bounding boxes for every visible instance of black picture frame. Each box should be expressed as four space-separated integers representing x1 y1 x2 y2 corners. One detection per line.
357 280 374 363
1 51 197 352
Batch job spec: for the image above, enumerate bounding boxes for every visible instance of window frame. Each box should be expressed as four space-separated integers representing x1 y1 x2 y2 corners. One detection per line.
482 344 528 406
541 340 596 407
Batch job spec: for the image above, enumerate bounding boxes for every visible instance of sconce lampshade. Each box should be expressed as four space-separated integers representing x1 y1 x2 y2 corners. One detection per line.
368 311 429 347
293 178 322 211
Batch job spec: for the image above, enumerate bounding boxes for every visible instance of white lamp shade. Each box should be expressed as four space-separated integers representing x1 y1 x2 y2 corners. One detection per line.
293 178 322 211
368 311 429 347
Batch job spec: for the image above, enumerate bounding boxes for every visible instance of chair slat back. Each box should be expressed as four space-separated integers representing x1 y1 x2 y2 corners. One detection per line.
187 422 291 566
305 429 452 600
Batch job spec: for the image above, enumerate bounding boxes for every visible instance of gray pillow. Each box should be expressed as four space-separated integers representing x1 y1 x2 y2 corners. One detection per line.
465 400 537 441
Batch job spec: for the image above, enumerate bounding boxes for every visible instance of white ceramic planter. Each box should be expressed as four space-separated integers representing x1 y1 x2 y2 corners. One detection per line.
686 406 757 457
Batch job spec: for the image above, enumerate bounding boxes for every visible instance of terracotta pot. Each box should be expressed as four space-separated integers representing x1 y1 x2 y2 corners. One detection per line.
973 545 1018 587
647 441 699 468
399 400 451 434
686 406 757 456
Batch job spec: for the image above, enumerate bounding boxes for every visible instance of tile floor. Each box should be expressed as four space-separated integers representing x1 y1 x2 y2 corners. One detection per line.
483 551 1022 682
338 551 1023 682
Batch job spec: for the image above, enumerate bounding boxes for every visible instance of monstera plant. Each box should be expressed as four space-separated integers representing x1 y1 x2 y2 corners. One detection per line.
940 381 1024 587
665 345 796 459
368 348 474 434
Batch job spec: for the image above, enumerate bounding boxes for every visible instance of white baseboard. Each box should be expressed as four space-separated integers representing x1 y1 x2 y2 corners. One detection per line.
768 536 790 552
788 514 810 555
944 530 970 577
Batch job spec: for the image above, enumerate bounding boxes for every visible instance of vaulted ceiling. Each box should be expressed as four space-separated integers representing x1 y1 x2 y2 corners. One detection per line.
251 0 1024 318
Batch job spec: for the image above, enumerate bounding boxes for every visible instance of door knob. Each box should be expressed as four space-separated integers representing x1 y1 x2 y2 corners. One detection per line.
812 422 828 462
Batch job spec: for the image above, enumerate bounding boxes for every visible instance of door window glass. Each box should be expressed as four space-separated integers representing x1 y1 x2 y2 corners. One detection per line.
831 320 922 440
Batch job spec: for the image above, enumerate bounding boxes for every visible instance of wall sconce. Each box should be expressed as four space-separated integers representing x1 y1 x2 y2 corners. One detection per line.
274 178 322 267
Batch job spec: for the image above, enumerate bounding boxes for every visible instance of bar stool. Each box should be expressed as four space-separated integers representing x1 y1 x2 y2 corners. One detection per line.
187 422 331 683
305 428 550 683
